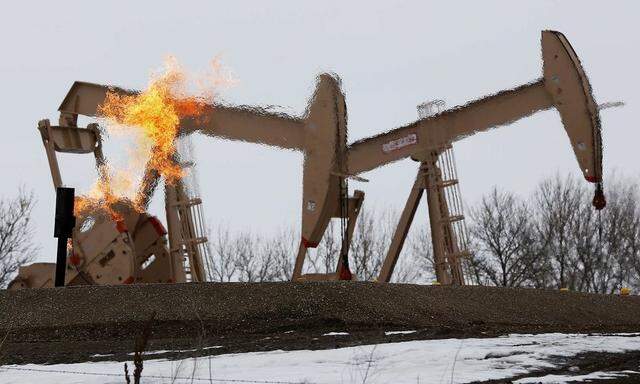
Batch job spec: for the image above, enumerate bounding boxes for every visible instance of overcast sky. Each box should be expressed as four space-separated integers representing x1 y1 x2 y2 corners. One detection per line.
2 0 638 262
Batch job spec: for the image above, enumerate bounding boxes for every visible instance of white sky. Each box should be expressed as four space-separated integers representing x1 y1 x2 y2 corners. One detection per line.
1 0 638 262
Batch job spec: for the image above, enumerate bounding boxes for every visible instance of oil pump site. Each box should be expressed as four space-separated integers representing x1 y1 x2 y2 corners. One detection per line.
1 29 639 380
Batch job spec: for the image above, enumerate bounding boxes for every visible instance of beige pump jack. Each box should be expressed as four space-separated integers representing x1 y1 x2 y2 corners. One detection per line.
54 73 366 282
13 30 605 288
355 30 605 283
10 117 190 289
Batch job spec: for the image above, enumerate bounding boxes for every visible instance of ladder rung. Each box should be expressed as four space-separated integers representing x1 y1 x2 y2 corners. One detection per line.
172 197 203 208
445 251 472 259
437 179 459 188
439 215 465 224
180 237 208 245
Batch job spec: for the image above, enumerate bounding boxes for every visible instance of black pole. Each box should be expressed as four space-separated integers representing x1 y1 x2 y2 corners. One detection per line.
54 187 76 287
55 237 68 287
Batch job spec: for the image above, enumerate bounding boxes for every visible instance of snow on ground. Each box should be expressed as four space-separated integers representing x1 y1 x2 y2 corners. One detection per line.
322 332 350 336
2 333 640 384
385 330 417 336
515 370 640 383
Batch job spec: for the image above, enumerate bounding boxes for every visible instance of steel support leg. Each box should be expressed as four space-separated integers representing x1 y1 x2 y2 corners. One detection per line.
378 174 424 283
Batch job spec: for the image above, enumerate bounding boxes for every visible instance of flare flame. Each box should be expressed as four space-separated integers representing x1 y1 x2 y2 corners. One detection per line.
74 57 232 221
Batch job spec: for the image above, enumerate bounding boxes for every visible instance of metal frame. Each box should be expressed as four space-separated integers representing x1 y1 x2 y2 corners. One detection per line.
11 30 605 288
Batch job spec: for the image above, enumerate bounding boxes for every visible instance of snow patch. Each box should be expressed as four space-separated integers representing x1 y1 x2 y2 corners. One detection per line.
89 353 114 358
3 333 640 384
322 332 349 336
515 370 639 383
385 330 417 336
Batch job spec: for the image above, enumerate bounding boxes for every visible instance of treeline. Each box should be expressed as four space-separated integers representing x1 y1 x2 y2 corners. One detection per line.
0 189 37 288
205 209 435 284
467 174 640 293
204 173 640 293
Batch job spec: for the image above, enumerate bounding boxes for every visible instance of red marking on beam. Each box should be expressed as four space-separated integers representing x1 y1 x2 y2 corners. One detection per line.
585 175 601 183
68 253 81 266
148 216 168 236
301 237 318 248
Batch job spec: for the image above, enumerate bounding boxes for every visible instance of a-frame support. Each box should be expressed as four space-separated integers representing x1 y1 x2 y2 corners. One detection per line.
377 165 425 283
378 150 467 284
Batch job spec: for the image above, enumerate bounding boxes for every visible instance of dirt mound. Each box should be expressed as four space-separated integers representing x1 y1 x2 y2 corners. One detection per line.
1 282 639 364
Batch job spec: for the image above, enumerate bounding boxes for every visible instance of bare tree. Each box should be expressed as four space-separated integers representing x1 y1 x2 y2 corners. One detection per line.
463 253 489 286
234 232 261 282
628 203 640 290
307 221 339 275
575 176 640 293
207 224 297 282
533 174 584 289
266 229 297 281
619 178 640 290
531 173 640 293
235 231 286 282
570 194 600 292
349 208 391 281
468 188 541 287
394 225 434 284
207 226 238 282
0 189 38 288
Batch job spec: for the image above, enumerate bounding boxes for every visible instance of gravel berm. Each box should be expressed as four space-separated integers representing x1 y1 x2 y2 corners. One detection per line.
1 282 640 364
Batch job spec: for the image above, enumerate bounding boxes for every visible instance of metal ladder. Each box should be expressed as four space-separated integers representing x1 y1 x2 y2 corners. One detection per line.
419 101 470 284
166 136 211 283
174 193 209 282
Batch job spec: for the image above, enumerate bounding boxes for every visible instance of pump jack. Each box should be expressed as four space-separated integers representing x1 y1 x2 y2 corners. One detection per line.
11 30 605 288
9 117 193 289
352 30 605 283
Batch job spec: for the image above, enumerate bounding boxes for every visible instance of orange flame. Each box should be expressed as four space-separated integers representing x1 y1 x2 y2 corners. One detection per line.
99 60 207 186
74 57 232 221
74 168 126 221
